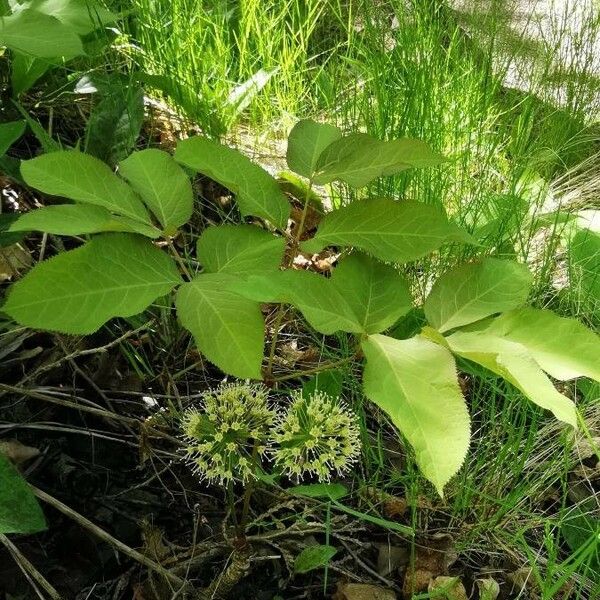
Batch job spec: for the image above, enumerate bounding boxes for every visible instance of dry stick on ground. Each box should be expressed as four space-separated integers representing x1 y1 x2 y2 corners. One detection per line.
0 321 154 398
0 533 62 600
0 383 183 447
32 486 188 592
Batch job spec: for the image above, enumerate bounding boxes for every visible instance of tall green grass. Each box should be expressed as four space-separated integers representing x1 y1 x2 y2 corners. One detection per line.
123 0 338 135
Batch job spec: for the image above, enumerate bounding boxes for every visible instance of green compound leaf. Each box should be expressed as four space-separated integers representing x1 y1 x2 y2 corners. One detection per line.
119 149 193 234
0 8 83 58
0 120 26 157
294 545 337 574
3 233 181 333
484 308 600 382
313 133 446 187
286 119 342 179
424 259 533 333
0 453 46 534
176 274 264 380
362 334 470 496
21 151 151 224
9 204 160 237
25 0 119 35
446 330 577 427
197 224 285 275
302 198 473 263
174 136 290 229
330 252 412 334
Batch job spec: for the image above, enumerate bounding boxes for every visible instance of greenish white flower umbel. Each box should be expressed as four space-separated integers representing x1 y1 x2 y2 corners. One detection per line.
181 382 275 484
271 391 361 482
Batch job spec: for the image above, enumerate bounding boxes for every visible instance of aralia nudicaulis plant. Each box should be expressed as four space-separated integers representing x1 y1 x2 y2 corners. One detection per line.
4 119 600 497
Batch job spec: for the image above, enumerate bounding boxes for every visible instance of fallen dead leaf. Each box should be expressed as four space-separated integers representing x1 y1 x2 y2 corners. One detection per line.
506 567 534 595
401 534 457 598
0 244 32 280
140 521 170 561
377 544 409 577
277 340 320 366
428 576 468 600
573 436 600 460
476 577 500 600
334 583 396 600
0 439 40 464
360 487 411 519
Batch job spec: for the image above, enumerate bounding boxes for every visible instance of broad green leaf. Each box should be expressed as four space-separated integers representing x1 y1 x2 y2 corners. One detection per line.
119 149 193 233
286 119 342 179
266 270 362 333
314 134 446 187
331 252 412 333
446 330 577 426
0 213 25 247
424 259 533 333
302 370 343 399
0 454 46 534
174 136 290 229
294 545 337 574
230 270 364 334
13 100 60 153
9 204 114 235
0 120 25 156
302 198 473 262
484 308 600 382
103 216 162 238
232 254 412 335
0 8 83 58
21 151 151 224
3 233 181 333
176 274 264 379
9 204 160 237
197 224 285 274
362 334 470 495
11 53 51 96
24 0 118 34
291 483 348 501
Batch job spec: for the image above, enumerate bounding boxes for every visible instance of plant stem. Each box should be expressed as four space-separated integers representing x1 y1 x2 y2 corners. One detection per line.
293 178 315 250
227 480 238 529
264 179 315 379
237 442 260 541
167 239 193 281
264 307 286 380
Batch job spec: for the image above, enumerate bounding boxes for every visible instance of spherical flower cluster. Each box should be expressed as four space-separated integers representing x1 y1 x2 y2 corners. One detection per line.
181 383 275 484
271 391 361 482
